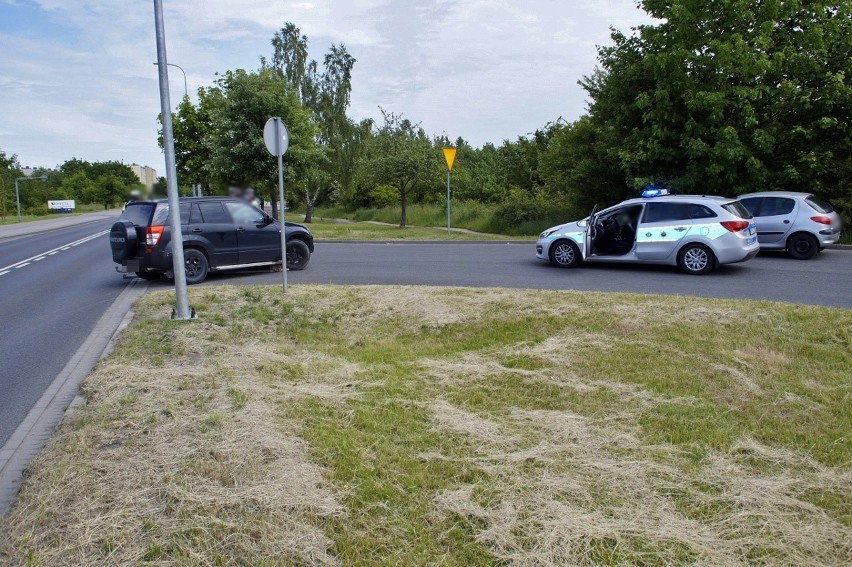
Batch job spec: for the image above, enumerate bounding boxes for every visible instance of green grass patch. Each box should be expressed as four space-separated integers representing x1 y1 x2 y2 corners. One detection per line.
1 286 849 566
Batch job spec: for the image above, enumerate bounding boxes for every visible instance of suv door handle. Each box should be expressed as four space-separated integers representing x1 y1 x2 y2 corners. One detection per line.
237 227 245 232
191 228 203 233
674 227 688 232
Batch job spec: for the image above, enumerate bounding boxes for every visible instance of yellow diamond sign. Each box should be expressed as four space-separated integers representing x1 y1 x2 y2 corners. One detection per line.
442 147 457 172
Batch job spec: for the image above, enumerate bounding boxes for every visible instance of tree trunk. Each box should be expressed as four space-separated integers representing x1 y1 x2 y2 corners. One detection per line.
400 186 407 227
270 190 278 219
304 191 313 223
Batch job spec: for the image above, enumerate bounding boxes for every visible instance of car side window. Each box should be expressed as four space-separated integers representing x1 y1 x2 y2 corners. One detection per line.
688 204 717 219
188 203 203 225
152 203 190 225
758 197 795 217
739 198 762 216
643 203 692 223
198 202 230 224
225 201 265 226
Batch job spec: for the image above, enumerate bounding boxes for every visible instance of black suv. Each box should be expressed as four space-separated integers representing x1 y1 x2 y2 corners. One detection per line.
110 197 313 284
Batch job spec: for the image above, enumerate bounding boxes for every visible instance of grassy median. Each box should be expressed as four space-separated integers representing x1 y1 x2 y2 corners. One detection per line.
295 217 513 241
1 286 850 566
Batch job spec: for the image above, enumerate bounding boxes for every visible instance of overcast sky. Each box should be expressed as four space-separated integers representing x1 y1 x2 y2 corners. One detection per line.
0 0 652 174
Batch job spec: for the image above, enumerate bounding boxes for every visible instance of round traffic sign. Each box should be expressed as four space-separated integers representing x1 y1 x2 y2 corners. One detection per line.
263 117 290 157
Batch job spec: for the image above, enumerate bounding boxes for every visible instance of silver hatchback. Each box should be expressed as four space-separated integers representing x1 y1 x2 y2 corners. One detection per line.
737 192 842 259
536 192 760 275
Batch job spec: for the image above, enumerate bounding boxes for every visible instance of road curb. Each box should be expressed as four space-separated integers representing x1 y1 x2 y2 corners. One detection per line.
0 279 148 517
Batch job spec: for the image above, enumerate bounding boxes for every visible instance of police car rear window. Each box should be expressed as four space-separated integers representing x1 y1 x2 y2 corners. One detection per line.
118 203 154 227
721 201 752 219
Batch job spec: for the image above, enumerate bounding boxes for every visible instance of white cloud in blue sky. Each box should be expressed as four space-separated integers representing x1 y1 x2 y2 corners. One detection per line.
0 0 651 173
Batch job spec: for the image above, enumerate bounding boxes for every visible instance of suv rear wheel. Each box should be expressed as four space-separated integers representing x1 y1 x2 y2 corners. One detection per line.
678 243 714 275
184 248 209 284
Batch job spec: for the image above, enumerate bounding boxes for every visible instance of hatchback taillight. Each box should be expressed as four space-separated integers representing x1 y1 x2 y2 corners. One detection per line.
720 220 749 232
146 225 164 245
810 216 832 225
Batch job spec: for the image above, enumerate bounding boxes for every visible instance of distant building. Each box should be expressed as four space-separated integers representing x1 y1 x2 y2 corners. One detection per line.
130 164 157 190
20 167 36 177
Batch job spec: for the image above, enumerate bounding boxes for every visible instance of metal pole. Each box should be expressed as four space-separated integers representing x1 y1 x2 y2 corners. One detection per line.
15 179 20 223
275 118 288 293
154 0 191 320
446 170 451 234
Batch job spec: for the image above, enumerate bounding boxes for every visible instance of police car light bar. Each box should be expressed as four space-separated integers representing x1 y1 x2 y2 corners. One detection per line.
642 188 670 198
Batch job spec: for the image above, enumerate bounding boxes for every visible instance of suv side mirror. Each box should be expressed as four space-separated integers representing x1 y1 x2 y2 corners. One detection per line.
262 214 274 226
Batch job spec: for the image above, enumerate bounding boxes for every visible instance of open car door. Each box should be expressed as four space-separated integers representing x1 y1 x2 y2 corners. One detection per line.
583 204 598 259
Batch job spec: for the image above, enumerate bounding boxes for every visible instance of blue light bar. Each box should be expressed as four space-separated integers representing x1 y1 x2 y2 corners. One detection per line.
642 188 669 198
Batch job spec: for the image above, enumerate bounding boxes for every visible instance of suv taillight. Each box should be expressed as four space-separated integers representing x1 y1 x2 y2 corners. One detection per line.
146 225 164 245
720 220 749 232
810 216 831 225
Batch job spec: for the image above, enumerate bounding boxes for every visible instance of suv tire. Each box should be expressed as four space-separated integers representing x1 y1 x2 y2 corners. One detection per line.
184 248 209 284
677 243 714 275
286 240 311 271
549 239 582 268
786 233 818 260
110 221 139 263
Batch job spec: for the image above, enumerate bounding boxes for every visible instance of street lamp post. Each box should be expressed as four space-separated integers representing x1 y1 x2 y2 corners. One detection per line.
153 61 187 99
15 175 48 222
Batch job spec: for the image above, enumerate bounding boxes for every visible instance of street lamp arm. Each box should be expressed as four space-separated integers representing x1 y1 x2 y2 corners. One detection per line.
153 61 188 99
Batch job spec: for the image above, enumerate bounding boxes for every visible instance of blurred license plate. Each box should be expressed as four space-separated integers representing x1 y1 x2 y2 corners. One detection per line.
748 226 756 236
747 236 757 245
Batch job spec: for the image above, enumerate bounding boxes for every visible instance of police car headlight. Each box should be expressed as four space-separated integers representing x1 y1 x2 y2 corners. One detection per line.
540 229 558 239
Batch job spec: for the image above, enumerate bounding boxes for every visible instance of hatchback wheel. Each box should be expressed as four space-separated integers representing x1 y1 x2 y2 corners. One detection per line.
786 233 818 260
677 243 714 275
183 248 209 284
286 240 311 271
549 240 581 268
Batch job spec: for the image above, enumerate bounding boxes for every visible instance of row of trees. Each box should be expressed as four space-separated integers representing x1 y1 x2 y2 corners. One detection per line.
0 151 142 219
167 2 852 229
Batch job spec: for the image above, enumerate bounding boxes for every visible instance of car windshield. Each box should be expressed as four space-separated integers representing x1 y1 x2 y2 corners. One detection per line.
721 201 753 219
805 196 834 214
118 203 154 227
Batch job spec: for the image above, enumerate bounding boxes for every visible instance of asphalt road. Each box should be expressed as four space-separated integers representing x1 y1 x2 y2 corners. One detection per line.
2 228 850 447
0 218 125 447
154 241 852 309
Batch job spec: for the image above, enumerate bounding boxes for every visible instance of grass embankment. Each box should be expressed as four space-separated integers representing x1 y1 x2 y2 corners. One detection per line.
1 286 850 565
309 202 571 237
0 204 110 225
294 217 515 241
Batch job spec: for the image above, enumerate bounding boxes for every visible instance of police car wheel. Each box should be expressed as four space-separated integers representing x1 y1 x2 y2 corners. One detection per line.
677 243 714 275
550 240 581 268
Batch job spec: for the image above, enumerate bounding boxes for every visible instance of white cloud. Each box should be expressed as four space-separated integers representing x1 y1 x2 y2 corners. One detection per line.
0 0 651 171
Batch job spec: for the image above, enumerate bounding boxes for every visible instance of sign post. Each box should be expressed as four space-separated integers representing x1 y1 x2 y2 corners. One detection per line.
442 147 457 234
263 117 290 293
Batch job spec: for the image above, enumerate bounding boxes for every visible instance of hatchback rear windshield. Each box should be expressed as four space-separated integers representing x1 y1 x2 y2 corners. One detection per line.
805 196 834 214
721 201 753 219
118 203 154 226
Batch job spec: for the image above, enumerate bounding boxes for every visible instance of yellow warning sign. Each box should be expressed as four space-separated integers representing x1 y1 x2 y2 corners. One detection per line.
442 147 457 171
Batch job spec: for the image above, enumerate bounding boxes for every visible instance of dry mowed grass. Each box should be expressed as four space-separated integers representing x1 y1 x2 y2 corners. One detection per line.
1 285 850 566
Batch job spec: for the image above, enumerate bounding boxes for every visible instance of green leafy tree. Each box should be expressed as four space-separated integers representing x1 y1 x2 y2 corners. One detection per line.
581 0 852 211
0 149 23 221
357 110 439 226
207 69 318 217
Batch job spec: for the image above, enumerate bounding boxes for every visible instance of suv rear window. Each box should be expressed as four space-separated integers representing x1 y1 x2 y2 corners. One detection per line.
118 203 154 226
721 201 753 219
805 196 834 214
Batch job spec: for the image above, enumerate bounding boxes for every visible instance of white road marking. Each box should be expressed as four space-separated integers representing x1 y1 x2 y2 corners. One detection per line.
0 229 109 273
0 271 9 276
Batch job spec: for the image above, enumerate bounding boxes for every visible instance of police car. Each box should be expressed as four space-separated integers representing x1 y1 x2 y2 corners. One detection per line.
536 190 760 275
